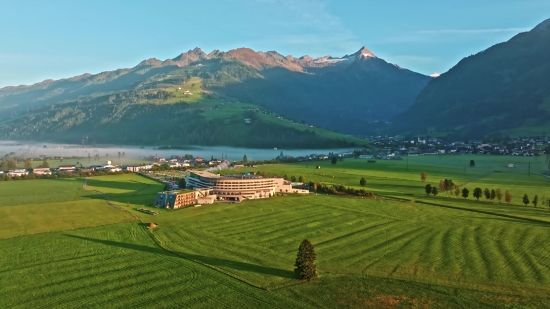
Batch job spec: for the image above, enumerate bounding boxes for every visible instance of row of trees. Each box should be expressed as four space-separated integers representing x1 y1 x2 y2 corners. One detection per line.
424 184 515 204
309 181 375 197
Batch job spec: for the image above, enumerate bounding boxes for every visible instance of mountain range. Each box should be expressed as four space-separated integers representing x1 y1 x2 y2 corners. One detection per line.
0 46 430 146
1 17 549 146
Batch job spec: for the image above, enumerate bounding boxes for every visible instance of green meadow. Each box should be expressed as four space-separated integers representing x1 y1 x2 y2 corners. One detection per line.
1 156 550 308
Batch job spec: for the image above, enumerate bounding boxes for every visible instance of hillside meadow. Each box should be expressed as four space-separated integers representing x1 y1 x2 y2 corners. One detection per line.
1 156 550 308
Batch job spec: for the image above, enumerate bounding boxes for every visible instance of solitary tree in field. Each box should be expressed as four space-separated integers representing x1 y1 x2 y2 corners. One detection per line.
505 191 513 204
523 194 530 206
484 188 491 200
473 188 483 201
425 184 432 195
470 160 475 167
431 187 438 196
462 188 469 199
360 177 367 186
496 189 503 203
420 172 427 182
533 195 539 207
331 156 337 165
294 239 318 281
299 175 305 183
490 189 496 201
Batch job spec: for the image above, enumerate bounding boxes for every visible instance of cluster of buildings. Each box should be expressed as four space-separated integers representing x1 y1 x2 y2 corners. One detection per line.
153 170 309 209
368 136 550 158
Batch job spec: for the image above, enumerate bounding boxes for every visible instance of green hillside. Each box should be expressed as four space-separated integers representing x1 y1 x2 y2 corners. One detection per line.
0 77 366 148
395 18 550 138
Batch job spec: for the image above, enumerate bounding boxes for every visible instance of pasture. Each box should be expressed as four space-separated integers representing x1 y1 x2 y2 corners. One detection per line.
1 157 550 308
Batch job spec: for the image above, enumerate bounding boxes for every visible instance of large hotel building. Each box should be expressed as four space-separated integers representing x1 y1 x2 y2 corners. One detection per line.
154 171 309 209
186 170 309 201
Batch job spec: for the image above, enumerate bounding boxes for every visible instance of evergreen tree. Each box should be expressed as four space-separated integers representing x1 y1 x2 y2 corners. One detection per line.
331 156 337 165
523 194 530 206
242 155 248 163
431 187 438 196
294 239 318 281
473 188 482 200
42 160 50 168
360 177 367 186
533 195 539 207
298 175 305 183
291 175 297 182
462 187 469 199
425 184 432 195
470 160 475 167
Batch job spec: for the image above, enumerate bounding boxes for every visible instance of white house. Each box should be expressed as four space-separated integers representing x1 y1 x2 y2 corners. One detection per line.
33 168 52 175
8 169 28 177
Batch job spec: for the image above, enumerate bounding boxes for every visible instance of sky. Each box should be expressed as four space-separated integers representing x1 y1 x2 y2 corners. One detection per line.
0 0 549 87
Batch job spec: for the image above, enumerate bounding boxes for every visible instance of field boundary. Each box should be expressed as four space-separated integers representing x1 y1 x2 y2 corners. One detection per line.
375 193 550 226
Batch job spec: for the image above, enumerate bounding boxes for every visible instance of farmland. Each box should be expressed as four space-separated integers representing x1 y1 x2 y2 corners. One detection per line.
1 156 550 308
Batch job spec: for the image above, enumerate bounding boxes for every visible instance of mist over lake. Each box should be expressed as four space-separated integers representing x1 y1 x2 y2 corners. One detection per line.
0 140 358 162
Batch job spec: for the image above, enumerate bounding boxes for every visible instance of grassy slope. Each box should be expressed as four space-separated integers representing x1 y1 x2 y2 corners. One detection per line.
142 77 369 147
1 165 550 308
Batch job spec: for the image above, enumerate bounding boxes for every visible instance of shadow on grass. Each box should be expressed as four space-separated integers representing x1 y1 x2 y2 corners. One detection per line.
65 234 295 279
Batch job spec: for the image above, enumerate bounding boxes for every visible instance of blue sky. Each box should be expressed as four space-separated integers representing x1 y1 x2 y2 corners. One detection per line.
1 0 548 87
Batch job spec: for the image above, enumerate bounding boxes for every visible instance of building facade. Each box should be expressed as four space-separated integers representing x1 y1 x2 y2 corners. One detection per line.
153 189 211 209
186 170 309 202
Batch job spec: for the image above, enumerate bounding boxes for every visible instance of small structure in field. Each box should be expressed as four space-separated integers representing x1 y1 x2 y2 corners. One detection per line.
148 223 157 229
508 163 514 168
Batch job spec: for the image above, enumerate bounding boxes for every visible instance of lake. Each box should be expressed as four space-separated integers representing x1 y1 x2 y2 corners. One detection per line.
0 141 359 161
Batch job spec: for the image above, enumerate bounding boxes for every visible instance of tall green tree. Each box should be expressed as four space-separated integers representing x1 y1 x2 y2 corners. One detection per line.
483 188 491 200
42 160 50 168
431 187 438 196
331 156 337 165
470 160 475 167
1 157 17 170
242 155 248 163
178 178 186 189
473 188 483 200
360 177 367 186
522 194 530 206
532 195 539 207
490 189 496 201
24 159 32 169
291 175 297 182
462 187 469 199
425 184 432 195
294 239 318 281
298 175 305 183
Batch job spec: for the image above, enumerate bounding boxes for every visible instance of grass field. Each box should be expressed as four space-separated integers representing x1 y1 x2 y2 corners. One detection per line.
1 157 550 308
